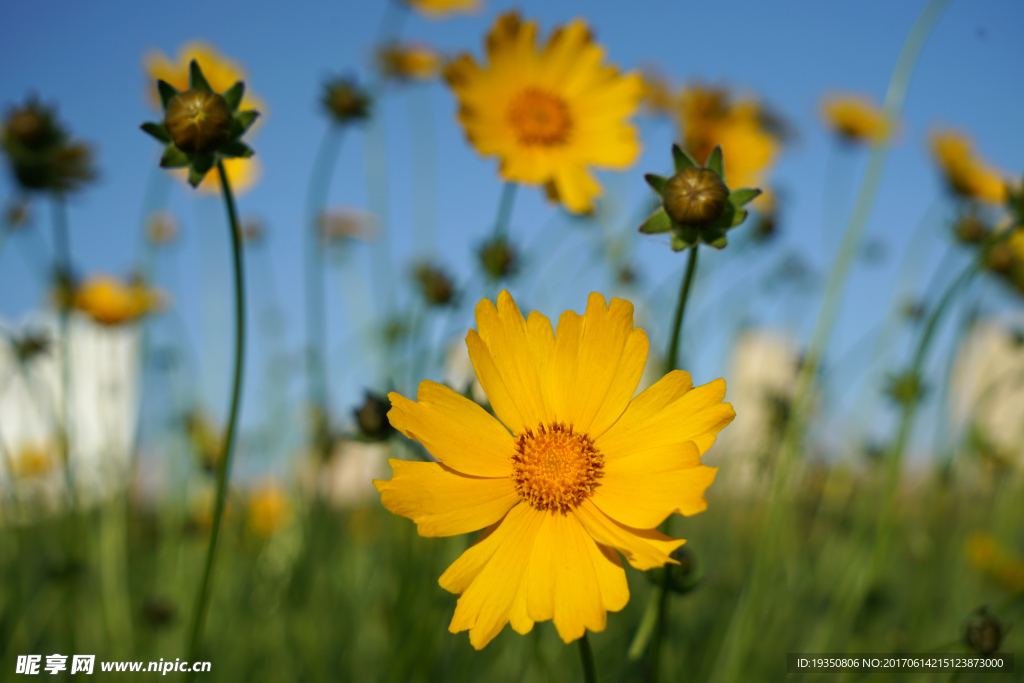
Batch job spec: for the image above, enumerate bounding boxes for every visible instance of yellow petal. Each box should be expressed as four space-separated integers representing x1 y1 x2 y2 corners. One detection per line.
387 380 514 477
574 499 684 570
550 309 584 423
551 511 608 642
448 504 546 649
439 519 503 594
588 541 630 613
470 292 552 432
375 460 519 537
597 378 735 461
591 441 718 528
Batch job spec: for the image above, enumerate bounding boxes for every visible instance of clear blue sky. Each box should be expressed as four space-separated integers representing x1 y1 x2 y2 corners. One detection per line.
1 0 1022 467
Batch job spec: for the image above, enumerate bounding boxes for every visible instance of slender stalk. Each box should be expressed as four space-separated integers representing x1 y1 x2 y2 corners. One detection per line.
666 245 699 372
186 161 246 662
710 1 952 679
304 126 345 454
492 182 518 240
648 566 673 683
578 633 598 683
50 195 74 502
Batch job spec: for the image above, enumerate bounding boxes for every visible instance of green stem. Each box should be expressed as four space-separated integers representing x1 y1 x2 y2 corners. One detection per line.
304 126 345 452
666 245 699 372
648 566 673 683
578 633 598 683
186 161 247 662
492 182 518 240
50 194 74 503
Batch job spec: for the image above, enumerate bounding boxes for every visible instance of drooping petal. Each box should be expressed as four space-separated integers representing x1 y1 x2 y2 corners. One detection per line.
387 380 514 477
374 460 519 537
574 499 685 570
448 504 546 649
591 441 718 529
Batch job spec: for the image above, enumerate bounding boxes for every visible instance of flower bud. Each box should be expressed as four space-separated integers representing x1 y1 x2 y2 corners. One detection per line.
164 89 233 155
965 610 1002 655
478 236 519 281
354 391 394 441
322 79 371 124
414 262 457 307
986 244 1014 274
3 102 60 152
954 215 989 244
663 167 728 226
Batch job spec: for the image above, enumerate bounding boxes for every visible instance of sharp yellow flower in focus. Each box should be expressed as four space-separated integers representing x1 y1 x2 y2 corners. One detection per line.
402 0 480 18
930 130 1008 205
444 13 643 214
144 42 264 195
820 94 888 143
676 85 781 201
379 43 444 82
375 291 734 649
72 275 164 326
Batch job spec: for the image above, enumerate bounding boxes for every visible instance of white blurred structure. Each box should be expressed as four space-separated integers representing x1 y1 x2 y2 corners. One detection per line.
301 439 389 508
443 338 487 404
949 318 1024 467
0 313 142 516
710 329 801 491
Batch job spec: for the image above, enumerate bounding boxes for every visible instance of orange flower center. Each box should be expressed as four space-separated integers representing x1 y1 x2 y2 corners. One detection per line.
507 88 572 147
512 423 603 512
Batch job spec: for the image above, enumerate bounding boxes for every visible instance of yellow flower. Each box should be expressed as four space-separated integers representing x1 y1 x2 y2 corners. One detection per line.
72 275 163 326
375 291 734 649
10 443 56 479
444 13 643 214
966 532 1024 592
144 42 264 195
930 130 1008 205
820 94 888 143
676 85 780 195
402 0 480 18
247 482 290 537
379 43 444 81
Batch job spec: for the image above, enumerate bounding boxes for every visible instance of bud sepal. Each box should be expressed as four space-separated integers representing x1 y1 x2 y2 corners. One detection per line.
639 144 761 251
141 60 260 188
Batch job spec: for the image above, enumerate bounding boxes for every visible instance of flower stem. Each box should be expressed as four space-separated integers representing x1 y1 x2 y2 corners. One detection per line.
50 194 74 503
304 126 345 455
186 161 246 662
666 245 699 372
492 182 518 240
578 633 598 683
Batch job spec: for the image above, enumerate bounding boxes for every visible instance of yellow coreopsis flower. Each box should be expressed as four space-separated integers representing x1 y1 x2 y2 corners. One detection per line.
930 130 1008 205
375 291 734 649
379 43 444 82
677 85 780 195
72 275 163 326
444 13 643 214
247 482 291 537
820 94 888 143
403 0 480 18
144 42 264 195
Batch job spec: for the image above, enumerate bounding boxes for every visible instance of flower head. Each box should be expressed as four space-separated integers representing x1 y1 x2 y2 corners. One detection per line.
378 43 444 82
821 93 888 144
639 144 761 250
402 0 480 18
444 12 642 214
141 59 260 189
145 42 264 116
930 130 1008 205
375 291 733 648
322 77 372 124
1 96 98 194
71 274 164 326
247 481 290 537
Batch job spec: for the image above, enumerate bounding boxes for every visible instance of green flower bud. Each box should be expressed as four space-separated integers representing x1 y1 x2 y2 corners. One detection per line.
663 167 728 226
414 262 457 307
3 102 60 152
954 214 989 244
965 610 1002 655
354 391 394 442
322 78 372 124
164 90 233 155
478 236 519 281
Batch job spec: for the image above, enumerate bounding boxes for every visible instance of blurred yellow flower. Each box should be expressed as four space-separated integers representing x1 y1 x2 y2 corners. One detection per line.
72 275 163 326
145 42 264 195
930 130 1008 205
402 0 480 18
820 94 888 143
677 85 781 197
378 43 444 82
10 443 56 479
247 482 291 538
444 13 643 214
375 291 733 648
966 532 1024 592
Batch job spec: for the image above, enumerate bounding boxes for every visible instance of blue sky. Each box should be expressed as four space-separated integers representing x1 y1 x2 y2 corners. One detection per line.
1 0 1022 466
